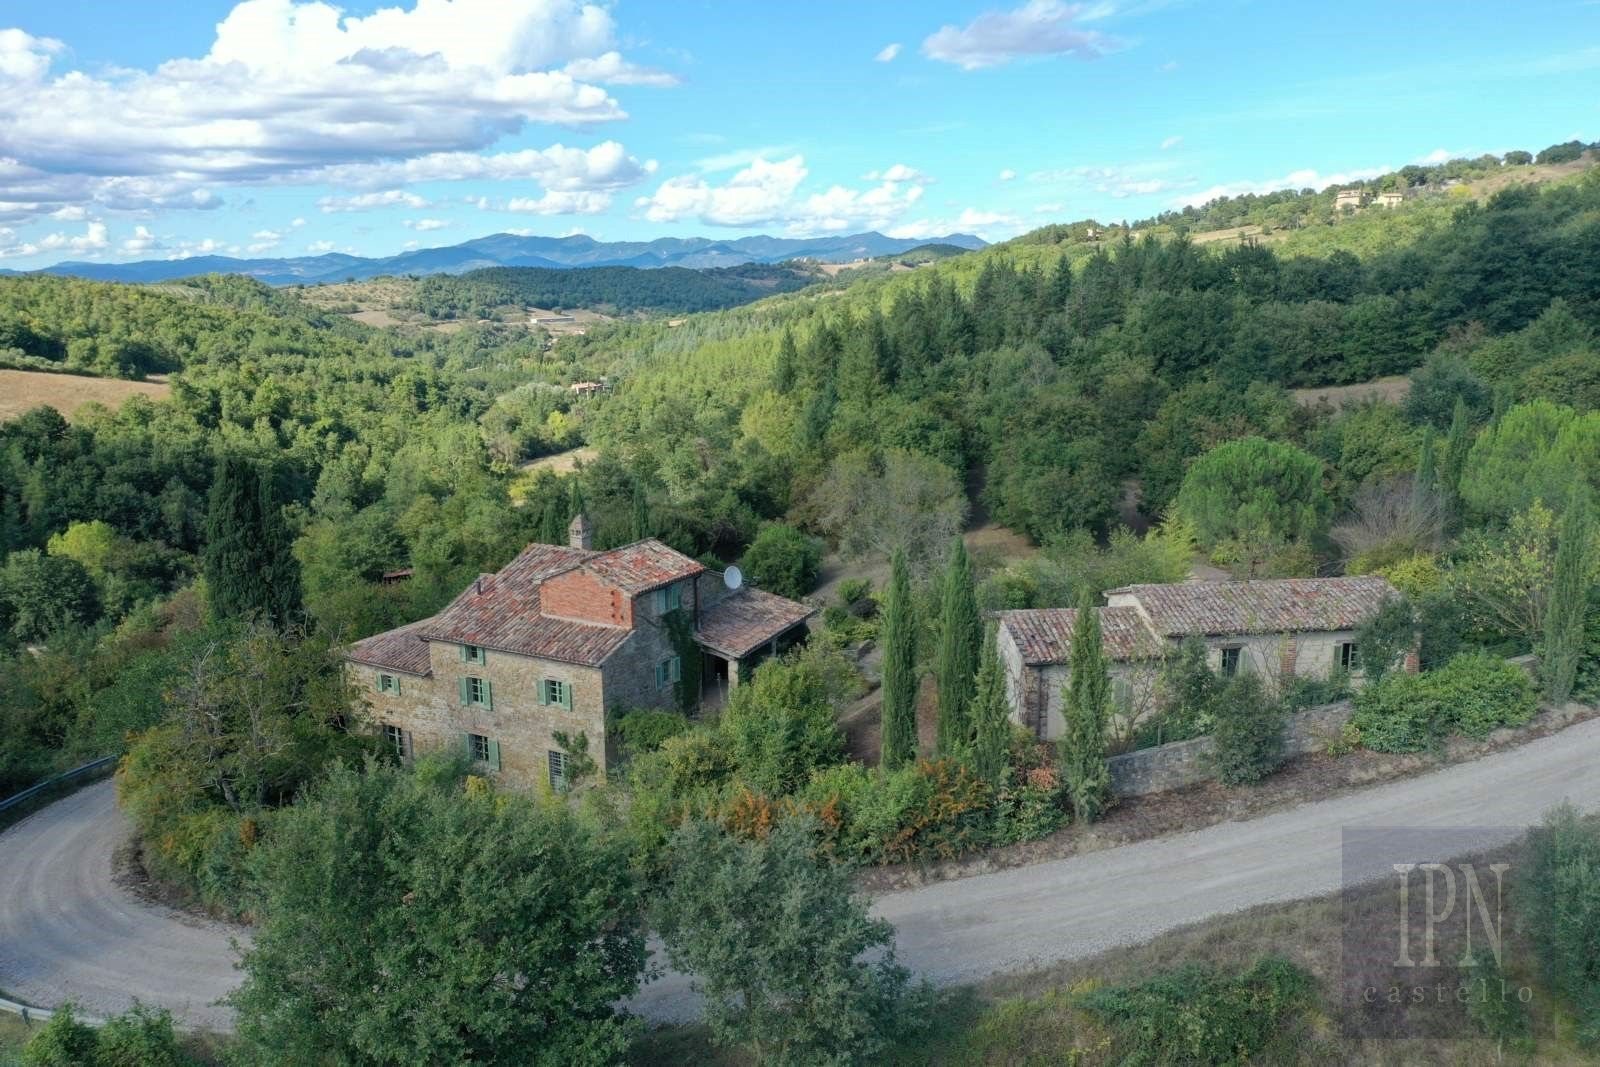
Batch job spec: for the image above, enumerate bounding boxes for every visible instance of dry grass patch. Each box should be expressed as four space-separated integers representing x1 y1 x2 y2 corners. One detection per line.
0 369 170 422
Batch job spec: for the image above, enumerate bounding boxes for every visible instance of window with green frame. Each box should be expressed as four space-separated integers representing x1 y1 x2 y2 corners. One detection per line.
377 673 400 695
460 644 486 665
653 582 683 614
464 732 500 770
548 749 569 792
459 675 492 708
538 678 572 709
655 655 682 690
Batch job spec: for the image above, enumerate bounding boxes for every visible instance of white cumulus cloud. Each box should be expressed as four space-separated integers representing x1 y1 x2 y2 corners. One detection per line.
1177 164 1394 207
923 1 1114 70
998 168 1017 181
318 190 431 213
0 0 672 225
403 217 450 230
635 155 933 234
875 42 902 62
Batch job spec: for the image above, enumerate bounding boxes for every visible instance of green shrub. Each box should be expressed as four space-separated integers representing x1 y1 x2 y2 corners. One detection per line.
1352 652 1536 752
989 762 1067 846
1521 805 1600 1045
722 653 846 796
739 522 822 600
838 578 872 605
1080 957 1315 1066
21 1005 98 1067
609 707 689 761
94 1003 193 1067
1460 949 1533 1058
800 759 993 865
1209 674 1287 785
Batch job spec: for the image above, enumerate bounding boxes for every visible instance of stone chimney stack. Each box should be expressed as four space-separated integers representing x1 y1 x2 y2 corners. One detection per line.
568 511 594 551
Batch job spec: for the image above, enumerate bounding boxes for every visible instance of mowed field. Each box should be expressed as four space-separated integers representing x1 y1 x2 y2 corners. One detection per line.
0 369 171 422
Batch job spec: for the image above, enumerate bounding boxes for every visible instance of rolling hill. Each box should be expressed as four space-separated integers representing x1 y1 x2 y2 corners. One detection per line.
19 230 987 287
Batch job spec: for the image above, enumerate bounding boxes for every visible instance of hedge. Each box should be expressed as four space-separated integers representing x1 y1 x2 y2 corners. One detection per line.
1351 652 1537 753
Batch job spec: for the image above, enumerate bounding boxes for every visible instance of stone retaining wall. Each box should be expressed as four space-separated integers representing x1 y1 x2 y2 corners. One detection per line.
1107 699 1355 797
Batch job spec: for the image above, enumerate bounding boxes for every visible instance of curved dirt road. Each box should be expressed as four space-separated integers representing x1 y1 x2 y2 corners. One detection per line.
6 718 1600 1029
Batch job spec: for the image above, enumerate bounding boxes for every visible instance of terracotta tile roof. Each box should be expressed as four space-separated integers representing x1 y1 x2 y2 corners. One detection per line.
581 538 705 595
418 570 633 668
345 616 436 676
696 587 816 659
1110 576 1398 637
996 606 1160 666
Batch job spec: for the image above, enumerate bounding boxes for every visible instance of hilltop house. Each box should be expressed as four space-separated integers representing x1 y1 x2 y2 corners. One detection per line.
344 515 814 791
994 576 1407 741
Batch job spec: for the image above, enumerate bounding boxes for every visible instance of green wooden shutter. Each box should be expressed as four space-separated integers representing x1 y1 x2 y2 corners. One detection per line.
536 679 548 706
484 680 493 710
487 739 501 771
560 682 572 710
458 677 470 704
460 731 471 757
459 644 468 663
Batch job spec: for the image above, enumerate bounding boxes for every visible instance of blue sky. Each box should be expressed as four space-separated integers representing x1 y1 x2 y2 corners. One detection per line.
1 0 1597 267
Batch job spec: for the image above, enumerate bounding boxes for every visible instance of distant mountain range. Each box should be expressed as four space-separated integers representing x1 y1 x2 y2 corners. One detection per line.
5 231 987 287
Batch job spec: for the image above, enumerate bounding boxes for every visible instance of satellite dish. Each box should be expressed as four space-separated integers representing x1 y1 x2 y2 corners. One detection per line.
724 566 743 591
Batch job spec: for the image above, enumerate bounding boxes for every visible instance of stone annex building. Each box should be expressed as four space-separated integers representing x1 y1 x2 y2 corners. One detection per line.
344 515 814 791
995 576 1409 741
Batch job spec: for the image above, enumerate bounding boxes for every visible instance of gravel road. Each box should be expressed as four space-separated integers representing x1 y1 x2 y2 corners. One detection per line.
5 717 1600 1030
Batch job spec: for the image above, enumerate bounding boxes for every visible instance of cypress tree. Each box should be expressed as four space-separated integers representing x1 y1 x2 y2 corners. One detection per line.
879 547 918 771
1413 425 1438 513
1543 484 1593 706
1440 398 1473 527
935 537 980 756
631 481 651 541
970 622 1011 786
538 497 566 546
1059 593 1111 824
567 477 585 524
773 328 798 394
203 455 301 627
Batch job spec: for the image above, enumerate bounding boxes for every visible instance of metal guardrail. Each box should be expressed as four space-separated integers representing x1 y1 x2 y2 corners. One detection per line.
0 756 115 818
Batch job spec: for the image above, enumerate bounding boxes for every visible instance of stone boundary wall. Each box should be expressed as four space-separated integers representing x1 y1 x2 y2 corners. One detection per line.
1107 699 1355 798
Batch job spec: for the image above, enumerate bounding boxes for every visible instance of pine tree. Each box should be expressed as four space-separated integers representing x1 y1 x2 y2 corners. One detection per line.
203 455 301 627
1413 425 1438 513
1059 594 1111 824
970 622 1011 786
935 537 980 756
879 547 918 771
1543 484 1593 705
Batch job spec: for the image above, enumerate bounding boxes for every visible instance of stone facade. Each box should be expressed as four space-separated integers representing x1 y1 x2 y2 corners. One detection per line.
1106 699 1355 797
345 529 812 793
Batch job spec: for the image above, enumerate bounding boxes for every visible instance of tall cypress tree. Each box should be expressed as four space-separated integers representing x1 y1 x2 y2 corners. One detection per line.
935 537 980 756
879 547 918 771
567 477 585 524
1543 484 1593 705
773 328 798 394
1413 425 1438 513
970 622 1011 786
631 481 651 541
1059 594 1111 824
203 455 301 627
1440 398 1473 527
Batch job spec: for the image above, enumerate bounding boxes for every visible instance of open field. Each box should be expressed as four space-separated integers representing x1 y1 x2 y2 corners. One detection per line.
1292 375 1411 408
0 370 171 422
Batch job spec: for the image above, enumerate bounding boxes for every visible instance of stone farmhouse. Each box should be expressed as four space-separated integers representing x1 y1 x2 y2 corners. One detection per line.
344 515 814 791
994 576 1406 741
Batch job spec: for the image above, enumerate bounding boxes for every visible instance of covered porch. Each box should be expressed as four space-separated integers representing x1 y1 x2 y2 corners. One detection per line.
694 587 816 708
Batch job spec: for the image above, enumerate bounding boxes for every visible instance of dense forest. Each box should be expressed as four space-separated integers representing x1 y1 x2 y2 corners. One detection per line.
407 261 819 319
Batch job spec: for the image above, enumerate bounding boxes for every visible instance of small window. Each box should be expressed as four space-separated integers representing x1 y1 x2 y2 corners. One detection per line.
461 676 492 708
461 644 486 665
1220 646 1242 677
377 673 398 694
540 679 571 709
1339 642 1361 672
548 749 569 792
656 655 682 690
654 583 683 614
468 732 490 763
381 724 406 757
